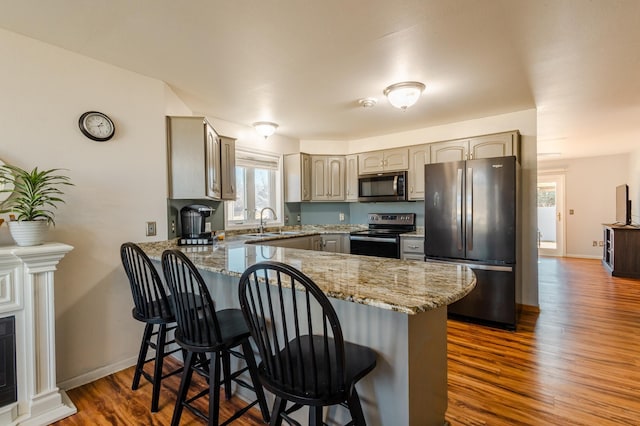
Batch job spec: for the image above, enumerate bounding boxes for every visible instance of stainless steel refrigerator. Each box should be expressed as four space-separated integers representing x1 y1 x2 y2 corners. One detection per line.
424 156 517 329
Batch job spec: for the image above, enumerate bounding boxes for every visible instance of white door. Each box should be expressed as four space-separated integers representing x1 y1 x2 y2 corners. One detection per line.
537 174 565 256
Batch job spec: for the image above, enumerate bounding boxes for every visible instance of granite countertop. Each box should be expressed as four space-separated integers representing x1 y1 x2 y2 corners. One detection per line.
138 231 475 315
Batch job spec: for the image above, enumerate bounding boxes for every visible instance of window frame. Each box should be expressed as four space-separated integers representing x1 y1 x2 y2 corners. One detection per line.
224 148 284 230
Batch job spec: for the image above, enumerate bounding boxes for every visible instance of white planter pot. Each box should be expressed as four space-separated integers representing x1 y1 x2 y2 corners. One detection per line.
8 220 50 246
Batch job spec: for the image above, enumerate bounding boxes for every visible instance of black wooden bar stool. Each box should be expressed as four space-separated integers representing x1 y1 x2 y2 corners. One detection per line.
161 249 270 426
238 261 377 426
120 242 183 412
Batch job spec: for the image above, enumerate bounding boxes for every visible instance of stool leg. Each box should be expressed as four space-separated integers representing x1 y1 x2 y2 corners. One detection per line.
309 406 323 426
150 323 167 412
347 388 367 426
132 323 153 390
208 351 221 426
171 351 195 426
222 349 232 400
270 397 286 426
242 340 270 422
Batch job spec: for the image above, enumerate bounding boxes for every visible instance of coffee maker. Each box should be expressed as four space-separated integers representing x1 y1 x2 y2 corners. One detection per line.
179 204 215 245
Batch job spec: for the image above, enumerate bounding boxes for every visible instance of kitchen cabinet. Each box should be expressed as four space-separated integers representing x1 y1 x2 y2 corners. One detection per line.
401 236 424 261
603 225 640 278
430 131 519 163
345 154 359 202
261 236 314 250
407 144 430 200
284 153 312 202
311 156 345 201
320 234 348 253
358 148 409 174
219 136 236 200
167 116 235 200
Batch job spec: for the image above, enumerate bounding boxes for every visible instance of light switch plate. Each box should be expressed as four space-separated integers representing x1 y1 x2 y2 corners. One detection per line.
146 221 157 237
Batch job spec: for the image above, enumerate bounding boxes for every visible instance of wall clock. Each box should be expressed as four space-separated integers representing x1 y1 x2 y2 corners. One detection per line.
78 111 115 142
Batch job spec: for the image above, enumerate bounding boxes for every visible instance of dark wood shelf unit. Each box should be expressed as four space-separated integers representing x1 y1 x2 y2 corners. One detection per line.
602 224 640 278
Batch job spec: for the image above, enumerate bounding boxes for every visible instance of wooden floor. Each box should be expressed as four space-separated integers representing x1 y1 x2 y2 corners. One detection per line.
53 257 640 425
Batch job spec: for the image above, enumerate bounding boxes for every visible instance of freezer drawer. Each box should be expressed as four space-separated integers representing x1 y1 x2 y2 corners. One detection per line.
447 266 516 329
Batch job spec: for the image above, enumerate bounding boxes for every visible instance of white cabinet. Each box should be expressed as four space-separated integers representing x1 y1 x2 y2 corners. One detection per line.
430 131 519 164
219 135 236 200
401 236 424 261
345 154 359 202
358 148 409 174
407 144 430 200
311 156 345 201
167 116 235 200
284 153 312 202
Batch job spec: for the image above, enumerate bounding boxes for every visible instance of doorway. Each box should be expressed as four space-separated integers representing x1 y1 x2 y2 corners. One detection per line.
537 174 565 256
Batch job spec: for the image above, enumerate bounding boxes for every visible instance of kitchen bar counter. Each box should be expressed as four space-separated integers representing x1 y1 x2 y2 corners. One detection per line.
137 236 475 426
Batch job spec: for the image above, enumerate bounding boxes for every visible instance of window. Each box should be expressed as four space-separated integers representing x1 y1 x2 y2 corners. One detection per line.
225 149 283 229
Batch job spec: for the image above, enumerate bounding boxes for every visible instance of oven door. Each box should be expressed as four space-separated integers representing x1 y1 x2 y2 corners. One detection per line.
349 235 400 258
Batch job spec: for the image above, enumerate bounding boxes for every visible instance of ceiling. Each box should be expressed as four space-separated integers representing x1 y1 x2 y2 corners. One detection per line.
1 0 639 161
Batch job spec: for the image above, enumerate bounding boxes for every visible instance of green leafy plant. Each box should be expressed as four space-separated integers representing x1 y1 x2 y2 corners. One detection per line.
0 164 73 225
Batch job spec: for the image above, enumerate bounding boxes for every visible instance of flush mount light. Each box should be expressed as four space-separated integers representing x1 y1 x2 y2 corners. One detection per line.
383 81 426 110
253 121 279 139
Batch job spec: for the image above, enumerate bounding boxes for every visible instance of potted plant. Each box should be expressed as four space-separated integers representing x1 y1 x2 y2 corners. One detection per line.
0 164 73 246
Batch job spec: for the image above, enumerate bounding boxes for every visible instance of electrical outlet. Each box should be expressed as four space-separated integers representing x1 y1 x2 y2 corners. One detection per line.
598 241 604 246
296 214 301 222
205 222 212 232
339 212 345 222
569 209 574 215
592 241 597 247
146 221 157 237
170 220 176 234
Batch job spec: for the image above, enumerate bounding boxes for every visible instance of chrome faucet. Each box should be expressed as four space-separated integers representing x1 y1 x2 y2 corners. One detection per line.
259 207 277 234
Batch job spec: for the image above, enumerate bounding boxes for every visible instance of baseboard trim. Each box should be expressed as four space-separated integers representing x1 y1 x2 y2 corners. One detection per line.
564 254 602 260
58 355 138 391
518 303 540 313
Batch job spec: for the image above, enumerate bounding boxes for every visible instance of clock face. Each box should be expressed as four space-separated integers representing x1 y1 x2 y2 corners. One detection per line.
79 111 115 141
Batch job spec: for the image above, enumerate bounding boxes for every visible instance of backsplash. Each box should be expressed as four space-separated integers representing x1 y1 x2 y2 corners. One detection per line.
299 201 424 226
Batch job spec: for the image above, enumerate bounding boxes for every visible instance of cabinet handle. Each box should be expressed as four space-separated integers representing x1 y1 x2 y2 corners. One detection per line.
408 245 420 249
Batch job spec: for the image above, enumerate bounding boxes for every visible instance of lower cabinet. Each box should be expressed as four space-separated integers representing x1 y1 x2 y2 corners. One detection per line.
401 236 424 261
260 234 349 253
320 234 348 253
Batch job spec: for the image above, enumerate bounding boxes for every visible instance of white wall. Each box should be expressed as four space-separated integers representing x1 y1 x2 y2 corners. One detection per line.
539 154 629 258
629 148 640 225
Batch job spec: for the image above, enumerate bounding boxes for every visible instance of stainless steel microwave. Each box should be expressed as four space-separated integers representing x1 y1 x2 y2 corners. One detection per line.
358 171 407 202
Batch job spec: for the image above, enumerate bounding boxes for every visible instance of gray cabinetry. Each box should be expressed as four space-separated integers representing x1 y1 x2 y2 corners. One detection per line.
345 154 359 202
430 131 519 164
320 234 348 253
311 156 345 201
401 236 424 261
284 153 312 202
167 115 235 200
219 136 236 200
358 148 409 174
407 144 430 200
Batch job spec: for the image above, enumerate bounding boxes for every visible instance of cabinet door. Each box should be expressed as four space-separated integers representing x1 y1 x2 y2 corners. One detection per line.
408 145 430 200
311 156 328 200
383 148 409 171
430 139 468 163
312 236 323 251
358 151 384 174
167 116 207 199
205 122 221 199
326 156 345 200
301 153 312 201
321 234 342 253
220 136 236 200
345 154 359 202
469 132 515 160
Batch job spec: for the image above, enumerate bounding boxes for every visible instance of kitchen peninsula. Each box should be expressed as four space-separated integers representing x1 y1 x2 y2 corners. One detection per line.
138 235 476 425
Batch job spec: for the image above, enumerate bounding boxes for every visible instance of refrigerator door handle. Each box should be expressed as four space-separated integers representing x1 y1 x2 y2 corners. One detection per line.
466 166 473 251
456 167 463 251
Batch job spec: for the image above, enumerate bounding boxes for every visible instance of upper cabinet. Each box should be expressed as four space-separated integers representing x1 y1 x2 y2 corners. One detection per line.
311 156 345 201
345 154 359 202
284 153 312 202
358 148 409 174
219 136 236 200
166 116 235 200
407 144 430 200
430 131 520 164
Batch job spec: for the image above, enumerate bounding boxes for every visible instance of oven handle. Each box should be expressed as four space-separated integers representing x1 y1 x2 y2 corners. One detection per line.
350 236 397 243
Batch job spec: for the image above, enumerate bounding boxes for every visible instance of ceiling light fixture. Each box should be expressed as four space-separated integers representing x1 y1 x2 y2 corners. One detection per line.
383 81 426 110
358 97 377 108
253 121 279 139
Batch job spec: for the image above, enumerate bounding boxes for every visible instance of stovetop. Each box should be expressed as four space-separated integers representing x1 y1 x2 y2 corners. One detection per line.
350 213 416 237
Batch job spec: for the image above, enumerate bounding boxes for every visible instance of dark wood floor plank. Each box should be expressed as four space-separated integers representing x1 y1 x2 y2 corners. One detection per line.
52 257 640 425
